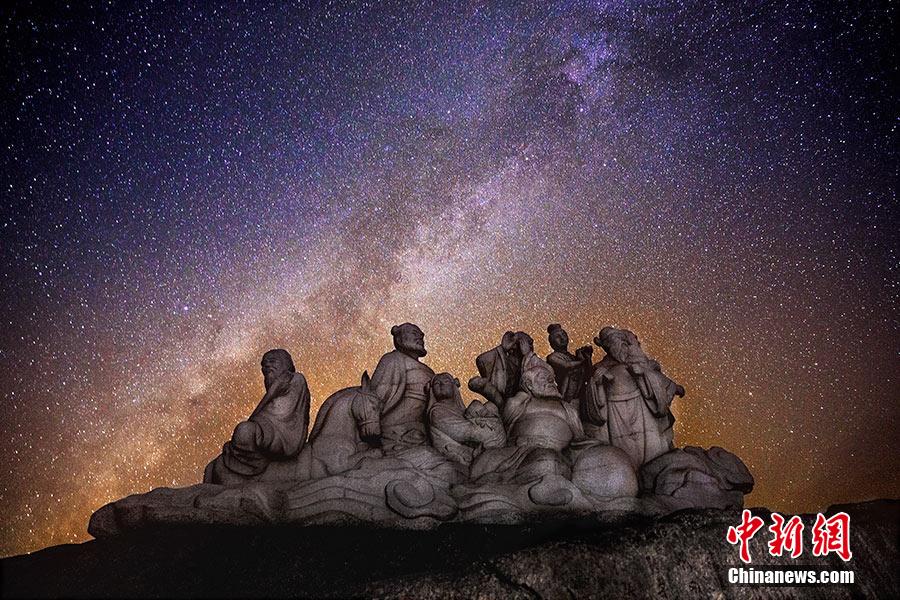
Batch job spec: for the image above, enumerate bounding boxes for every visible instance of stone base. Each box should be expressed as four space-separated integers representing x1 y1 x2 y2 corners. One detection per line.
3 500 897 598
89 446 754 537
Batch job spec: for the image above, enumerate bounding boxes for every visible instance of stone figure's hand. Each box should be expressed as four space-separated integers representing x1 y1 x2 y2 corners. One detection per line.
359 420 382 446
269 376 291 397
468 376 489 395
518 336 532 356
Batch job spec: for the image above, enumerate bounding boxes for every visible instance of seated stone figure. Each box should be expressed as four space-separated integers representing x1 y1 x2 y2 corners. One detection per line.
464 345 637 512
204 349 311 485
469 349 586 482
369 323 435 452
584 327 685 469
276 327 462 525
426 373 506 466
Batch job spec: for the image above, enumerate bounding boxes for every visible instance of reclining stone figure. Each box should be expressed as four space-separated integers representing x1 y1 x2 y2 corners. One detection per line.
426 372 506 466
203 349 310 485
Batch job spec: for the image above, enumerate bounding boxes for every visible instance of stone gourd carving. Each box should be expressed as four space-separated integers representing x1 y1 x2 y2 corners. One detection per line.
89 322 753 538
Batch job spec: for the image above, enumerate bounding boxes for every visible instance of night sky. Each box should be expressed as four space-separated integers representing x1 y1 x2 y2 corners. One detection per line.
1 1 897 557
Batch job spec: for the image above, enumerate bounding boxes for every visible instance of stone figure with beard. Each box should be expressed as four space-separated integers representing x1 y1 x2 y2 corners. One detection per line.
369 323 436 452
584 327 685 469
204 349 311 484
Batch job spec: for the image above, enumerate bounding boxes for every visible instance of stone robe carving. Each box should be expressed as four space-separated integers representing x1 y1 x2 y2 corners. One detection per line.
204 349 310 484
370 323 435 452
426 373 506 466
545 323 593 405
584 327 684 469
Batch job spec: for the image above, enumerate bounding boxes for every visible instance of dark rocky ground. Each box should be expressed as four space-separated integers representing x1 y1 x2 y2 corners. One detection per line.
2 500 897 599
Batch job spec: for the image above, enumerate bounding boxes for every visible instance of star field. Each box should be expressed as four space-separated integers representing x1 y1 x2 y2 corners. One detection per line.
1 1 897 557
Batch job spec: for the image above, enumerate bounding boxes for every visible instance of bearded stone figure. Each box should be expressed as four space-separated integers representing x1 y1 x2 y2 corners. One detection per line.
584 327 685 469
469 337 583 477
203 349 311 484
369 323 435 452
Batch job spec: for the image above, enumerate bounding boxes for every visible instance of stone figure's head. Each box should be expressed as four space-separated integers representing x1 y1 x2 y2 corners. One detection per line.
500 331 517 354
521 352 563 400
547 323 569 352
261 349 295 389
595 327 629 364
500 331 533 358
514 331 534 357
620 328 650 362
622 328 641 348
428 372 460 401
392 322 427 358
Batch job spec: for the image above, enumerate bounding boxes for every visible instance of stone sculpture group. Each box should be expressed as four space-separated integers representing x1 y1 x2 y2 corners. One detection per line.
89 323 754 536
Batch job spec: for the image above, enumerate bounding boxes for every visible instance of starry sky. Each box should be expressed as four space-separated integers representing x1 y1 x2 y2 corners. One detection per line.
1 0 897 557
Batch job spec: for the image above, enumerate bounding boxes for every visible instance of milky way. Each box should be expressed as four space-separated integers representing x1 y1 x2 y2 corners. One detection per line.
1 1 897 556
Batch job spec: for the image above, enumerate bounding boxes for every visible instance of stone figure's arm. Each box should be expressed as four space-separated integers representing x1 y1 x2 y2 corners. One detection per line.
633 371 652 399
368 353 403 411
294 374 311 444
431 405 480 443
547 352 583 373
474 351 491 379
249 375 291 419
468 376 504 408
582 370 609 425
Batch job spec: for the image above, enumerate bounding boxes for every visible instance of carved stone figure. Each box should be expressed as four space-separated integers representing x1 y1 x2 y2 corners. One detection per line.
369 323 435 452
546 323 593 405
460 349 638 516
426 373 506 466
584 327 684 469
468 331 533 403
469 351 587 482
204 349 311 484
